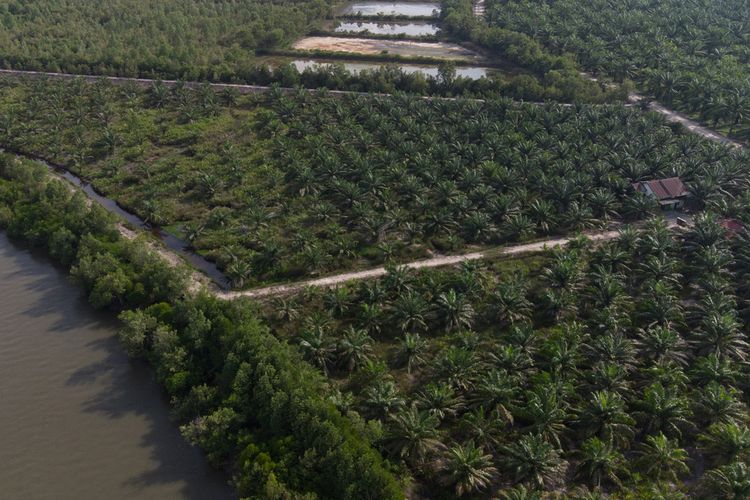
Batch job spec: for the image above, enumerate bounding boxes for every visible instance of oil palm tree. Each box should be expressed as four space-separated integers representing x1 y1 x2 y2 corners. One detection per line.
701 461 750 499
501 433 567 489
385 404 444 466
575 437 627 488
576 390 635 449
337 327 374 371
435 289 475 333
395 332 429 374
298 329 334 375
700 422 750 466
442 440 497 497
635 433 690 482
633 382 693 438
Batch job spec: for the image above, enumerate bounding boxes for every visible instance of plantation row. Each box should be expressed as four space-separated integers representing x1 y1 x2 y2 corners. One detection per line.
483 0 750 139
262 214 750 497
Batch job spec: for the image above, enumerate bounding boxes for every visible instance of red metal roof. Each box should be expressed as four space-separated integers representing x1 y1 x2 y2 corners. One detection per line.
634 177 688 200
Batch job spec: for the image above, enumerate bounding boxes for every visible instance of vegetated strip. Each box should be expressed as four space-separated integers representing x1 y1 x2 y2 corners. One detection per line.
260 48 494 67
223 228 634 300
308 29 441 42
0 155 404 499
334 14 437 21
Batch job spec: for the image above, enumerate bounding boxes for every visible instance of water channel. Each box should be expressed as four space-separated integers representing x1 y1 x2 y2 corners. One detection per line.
0 232 234 499
19 153 229 289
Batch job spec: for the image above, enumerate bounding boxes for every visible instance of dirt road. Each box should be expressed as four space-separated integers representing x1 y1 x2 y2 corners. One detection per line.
220 228 626 299
628 94 745 149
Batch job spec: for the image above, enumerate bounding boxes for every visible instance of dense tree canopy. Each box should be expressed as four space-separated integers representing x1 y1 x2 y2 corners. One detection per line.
484 0 750 138
0 0 328 79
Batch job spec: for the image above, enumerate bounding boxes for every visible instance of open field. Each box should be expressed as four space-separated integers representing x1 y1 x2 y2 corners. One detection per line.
293 36 484 61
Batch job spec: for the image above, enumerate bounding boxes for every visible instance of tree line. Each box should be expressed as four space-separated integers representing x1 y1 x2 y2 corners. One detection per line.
0 154 403 499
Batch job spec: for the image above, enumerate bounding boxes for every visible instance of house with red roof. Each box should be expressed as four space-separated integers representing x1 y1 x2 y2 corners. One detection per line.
632 177 689 210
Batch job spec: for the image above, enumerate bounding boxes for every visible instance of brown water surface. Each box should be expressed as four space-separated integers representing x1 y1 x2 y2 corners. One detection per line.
0 233 234 500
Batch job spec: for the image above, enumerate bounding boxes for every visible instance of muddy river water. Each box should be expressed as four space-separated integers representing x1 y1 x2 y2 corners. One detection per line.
0 233 234 499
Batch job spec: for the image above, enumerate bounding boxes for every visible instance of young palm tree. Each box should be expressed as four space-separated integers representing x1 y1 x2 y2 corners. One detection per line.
575 437 627 489
635 325 689 367
298 329 334 375
492 277 533 326
501 433 567 489
337 327 374 371
633 383 693 438
635 433 690 483
361 379 405 420
395 332 429 374
441 440 497 497
435 289 475 333
417 383 464 422
700 461 750 499
700 422 750 466
469 369 518 425
517 385 569 449
695 382 747 426
390 291 429 333
459 406 503 452
385 404 444 466
576 390 635 449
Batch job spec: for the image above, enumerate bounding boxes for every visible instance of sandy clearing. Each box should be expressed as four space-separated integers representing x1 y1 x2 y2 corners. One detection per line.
292 37 483 61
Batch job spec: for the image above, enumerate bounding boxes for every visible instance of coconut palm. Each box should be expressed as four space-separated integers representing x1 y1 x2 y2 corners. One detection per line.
441 441 497 497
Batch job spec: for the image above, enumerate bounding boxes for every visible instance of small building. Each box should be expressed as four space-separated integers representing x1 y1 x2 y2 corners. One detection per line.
632 177 689 210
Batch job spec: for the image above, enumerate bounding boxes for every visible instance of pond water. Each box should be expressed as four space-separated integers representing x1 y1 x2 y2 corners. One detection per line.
0 233 234 499
292 59 491 79
334 21 439 36
337 1 441 17
293 36 484 61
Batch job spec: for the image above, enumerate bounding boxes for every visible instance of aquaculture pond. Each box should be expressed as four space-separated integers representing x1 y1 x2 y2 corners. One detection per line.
337 1 441 17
